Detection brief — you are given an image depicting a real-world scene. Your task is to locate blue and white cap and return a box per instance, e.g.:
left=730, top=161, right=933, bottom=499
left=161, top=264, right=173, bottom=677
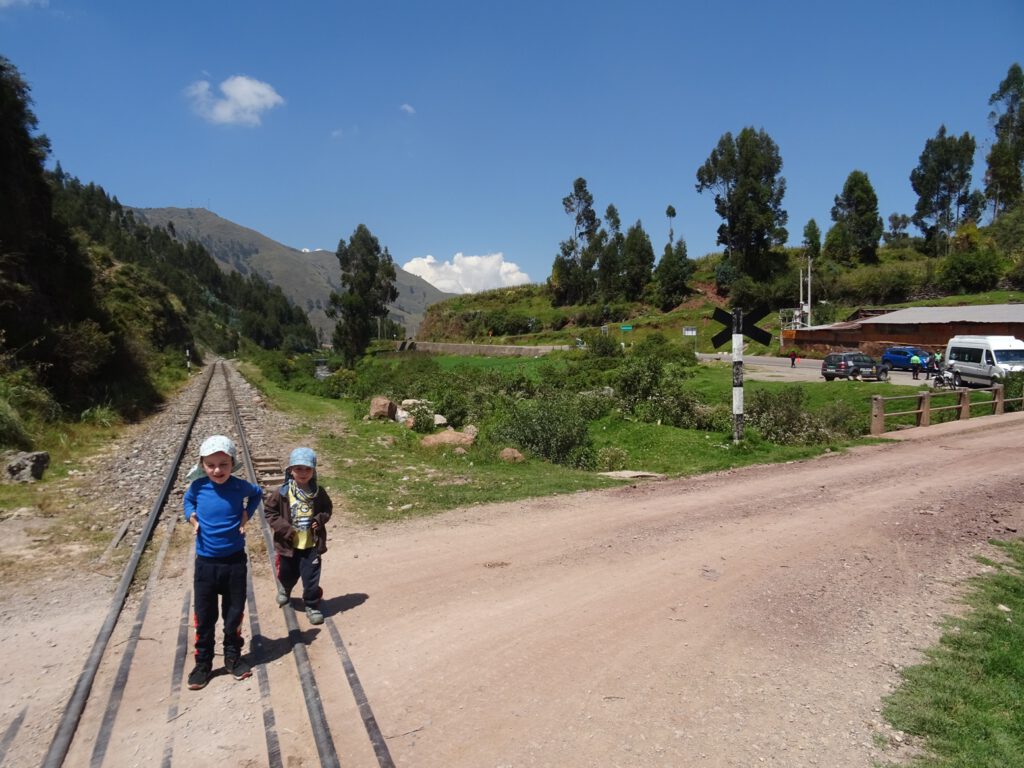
left=287, top=447, right=317, bottom=470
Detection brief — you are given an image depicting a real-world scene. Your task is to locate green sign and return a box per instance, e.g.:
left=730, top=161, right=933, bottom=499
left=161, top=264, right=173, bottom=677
left=620, top=325, right=633, bottom=331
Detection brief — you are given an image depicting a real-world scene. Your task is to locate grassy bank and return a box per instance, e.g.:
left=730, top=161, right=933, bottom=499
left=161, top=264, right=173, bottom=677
left=881, top=540, right=1024, bottom=767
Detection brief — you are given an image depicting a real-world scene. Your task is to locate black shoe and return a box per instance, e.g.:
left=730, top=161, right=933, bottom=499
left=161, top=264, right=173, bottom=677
left=187, top=662, right=212, bottom=690
left=225, top=656, right=252, bottom=680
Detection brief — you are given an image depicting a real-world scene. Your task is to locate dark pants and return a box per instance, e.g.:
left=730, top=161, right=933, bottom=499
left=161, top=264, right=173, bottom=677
left=276, top=548, right=323, bottom=606
left=911, top=364, right=920, bottom=379
left=193, top=551, right=247, bottom=665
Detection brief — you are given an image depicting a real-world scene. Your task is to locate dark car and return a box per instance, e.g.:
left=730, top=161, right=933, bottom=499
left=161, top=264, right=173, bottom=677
left=821, top=351, right=889, bottom=381
left=880, top=346, right=931, bottom=371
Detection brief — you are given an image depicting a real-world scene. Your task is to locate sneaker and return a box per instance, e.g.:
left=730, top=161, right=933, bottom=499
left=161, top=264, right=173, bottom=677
left=225, top=656, right=252, bottom=680
left=305, top=605, right=324, bottom=625
left=187, top=662, right=211, bottom=690
left=276, top=584, right=290, bottom=606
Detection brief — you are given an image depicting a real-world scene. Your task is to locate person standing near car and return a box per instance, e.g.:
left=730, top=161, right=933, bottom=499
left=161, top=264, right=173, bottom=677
left=910, top=352, right=921, bottom=380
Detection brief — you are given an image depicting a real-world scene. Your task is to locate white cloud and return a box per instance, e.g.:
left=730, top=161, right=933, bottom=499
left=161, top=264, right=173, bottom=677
left=185, top=75, right=284, bottom=126
left=401, top=252, right=531, bottom=294
left=0, top=0, right=48, bottom=7
left=399, top=103, right=416, bottom=115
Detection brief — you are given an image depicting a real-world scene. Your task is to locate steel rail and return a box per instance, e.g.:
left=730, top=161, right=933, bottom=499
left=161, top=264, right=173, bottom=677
left=223, top=364, right=341, bottom=768
left=41, top=363, right=217, bottom=768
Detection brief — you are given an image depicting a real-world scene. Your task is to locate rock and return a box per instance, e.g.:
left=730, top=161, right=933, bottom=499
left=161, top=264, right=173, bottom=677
left=369, top=396, right=397, bottom=420
left=5, top=451, right=50, bottom=483
left=433, top=414, right=448, bottom=427
left=421, top=430, right=476, bottom=448
left=499, top=447, right=525, bottom=463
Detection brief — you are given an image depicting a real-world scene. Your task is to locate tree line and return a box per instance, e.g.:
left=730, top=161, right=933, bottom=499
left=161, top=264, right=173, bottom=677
left=547, top=63, right=1024, bottom=311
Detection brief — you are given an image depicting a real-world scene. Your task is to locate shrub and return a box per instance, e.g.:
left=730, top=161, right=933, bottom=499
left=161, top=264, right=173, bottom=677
left=585, top=331, right=621, bottom=358
left=0, top=397, right=31, bottom=449
left=408, top=403, right=436, bottom=434
left=1003, top=372, right=1024, bottom=413
left=745, top=388, right=857, bottom=445
left=615, top=356, right=664, bottom=413
left=487, top=393, right=596, bottom=469
left=937, top=247, right=1002, bottom=293
left=80, top=405, right=118, bottom=427
left=596, top=446, right=628, bottom=472
left=433, top=388, right=469, bottom=429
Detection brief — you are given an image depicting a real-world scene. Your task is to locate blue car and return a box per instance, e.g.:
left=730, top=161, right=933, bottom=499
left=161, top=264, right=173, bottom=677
left=880, top=346, right=932, bottom=371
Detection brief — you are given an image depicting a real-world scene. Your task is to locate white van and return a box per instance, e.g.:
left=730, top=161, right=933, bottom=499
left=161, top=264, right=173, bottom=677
left=944, top=335, right=1024, bottom=387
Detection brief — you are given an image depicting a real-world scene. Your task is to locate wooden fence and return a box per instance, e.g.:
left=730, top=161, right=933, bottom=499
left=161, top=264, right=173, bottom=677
left=870, top=384, right=1024, bottom=435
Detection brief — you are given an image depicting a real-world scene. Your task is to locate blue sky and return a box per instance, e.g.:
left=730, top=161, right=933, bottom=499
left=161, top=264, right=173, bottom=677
left=2, top=1, right=1022, bottom=293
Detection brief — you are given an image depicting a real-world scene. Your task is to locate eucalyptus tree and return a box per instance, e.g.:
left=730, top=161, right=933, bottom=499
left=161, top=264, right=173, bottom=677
left=695, top=127, right=788, bottom=282
left=596, top=204, right=624, bottom=301
left=327, top=224, right=398, bottom=366
left=985, top=63, right=1024, bottom=217
left=910, top=125, right=977, bottom=254
left=550, top=177, right=600, bottom=305
left=666, top=205, right=676, bottom=247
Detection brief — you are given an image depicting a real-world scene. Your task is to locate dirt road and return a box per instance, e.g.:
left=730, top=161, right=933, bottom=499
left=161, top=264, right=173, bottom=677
left=3, top=403, right=1023, bottom=766
left=330, top=415, right=1024, bottom=767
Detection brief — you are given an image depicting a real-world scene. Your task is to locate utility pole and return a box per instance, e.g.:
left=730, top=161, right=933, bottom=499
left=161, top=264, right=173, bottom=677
left=806, top=254, right=813, bottom=327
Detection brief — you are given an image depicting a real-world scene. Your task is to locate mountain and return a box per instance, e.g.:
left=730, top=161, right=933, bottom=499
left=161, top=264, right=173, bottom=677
left=131, top=207, right=456, bottom=339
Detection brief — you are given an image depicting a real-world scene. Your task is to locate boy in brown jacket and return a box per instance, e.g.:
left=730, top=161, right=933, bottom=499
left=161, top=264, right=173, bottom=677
left=263, top=447, right=333, bottom=624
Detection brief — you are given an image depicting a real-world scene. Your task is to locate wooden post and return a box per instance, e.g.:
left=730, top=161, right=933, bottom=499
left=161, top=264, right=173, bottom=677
left=958, top=389, right=971, bottom=420
left=870, top=395, right=885, bottom=435
left=916, top=392, right=931, bottom=427
left=994, top=383, right=1005, bottom=415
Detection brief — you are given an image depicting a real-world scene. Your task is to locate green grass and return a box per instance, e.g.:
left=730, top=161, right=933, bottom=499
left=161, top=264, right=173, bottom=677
left=240, top=363, right=618, bottom=522
left=239, top=356, right=922, bottom=522
left=881, top=540, right=1024, bottom=767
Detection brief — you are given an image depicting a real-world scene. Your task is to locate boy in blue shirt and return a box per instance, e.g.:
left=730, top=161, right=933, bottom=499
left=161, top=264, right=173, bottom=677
left=183, top=435, right=262, bottom=690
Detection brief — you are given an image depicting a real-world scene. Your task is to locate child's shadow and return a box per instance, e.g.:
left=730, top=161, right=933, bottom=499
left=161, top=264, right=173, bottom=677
left=253, top=593, right=368, bottom=664
left=321, top=592, right=368, bottom=617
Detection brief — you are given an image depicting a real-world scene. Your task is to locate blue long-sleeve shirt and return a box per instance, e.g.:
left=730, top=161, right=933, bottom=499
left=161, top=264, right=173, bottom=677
left=183, top=476, right=262, bottom=558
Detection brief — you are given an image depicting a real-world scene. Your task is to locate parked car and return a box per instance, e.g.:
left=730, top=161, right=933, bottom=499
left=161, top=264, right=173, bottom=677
left=821, top=351, right=889, bottom=381
left=880, top=346, right=932, bottom=371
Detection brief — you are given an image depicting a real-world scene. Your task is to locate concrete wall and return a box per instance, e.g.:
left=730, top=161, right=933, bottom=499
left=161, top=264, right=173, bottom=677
left=396, top=341, right=572, bottom=357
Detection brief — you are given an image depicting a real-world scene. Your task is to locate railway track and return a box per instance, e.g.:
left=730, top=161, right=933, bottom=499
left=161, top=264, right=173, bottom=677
left=6, top=361, right=394, bottom=768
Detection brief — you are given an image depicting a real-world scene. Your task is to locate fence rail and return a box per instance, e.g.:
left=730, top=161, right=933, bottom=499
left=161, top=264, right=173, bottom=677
left=870, top=384, right=1024, bottom=435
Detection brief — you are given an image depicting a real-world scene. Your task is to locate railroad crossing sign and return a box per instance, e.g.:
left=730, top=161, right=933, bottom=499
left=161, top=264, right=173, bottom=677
left=710, top=306, right=772, bottom=348
left=708, top=306, right=773, bottom=443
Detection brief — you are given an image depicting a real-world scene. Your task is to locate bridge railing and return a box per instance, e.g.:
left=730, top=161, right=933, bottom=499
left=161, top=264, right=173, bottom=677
left=869, top=384, right=1024, bottom=435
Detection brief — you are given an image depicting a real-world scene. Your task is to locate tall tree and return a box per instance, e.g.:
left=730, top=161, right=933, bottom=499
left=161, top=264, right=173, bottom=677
left=596, top=204, right=624, bottom=301
left=665, top=205, right=676, bottom=247
left=985, top=63, right=1024, bottom=217
left=829, top=170, right=883, bottom=264
left=802, top=219, right=821, bottom=260
left=550, top=177, right=600, bottom=306
left=620, top=220, right=655, bottom=301
left=327, top=224, right=398, bottom=366
left=910, top=125, right=977, bottom=254
left=695, top=127, right=788, bottom=282
left=654, top=237, right=692, bottom=312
